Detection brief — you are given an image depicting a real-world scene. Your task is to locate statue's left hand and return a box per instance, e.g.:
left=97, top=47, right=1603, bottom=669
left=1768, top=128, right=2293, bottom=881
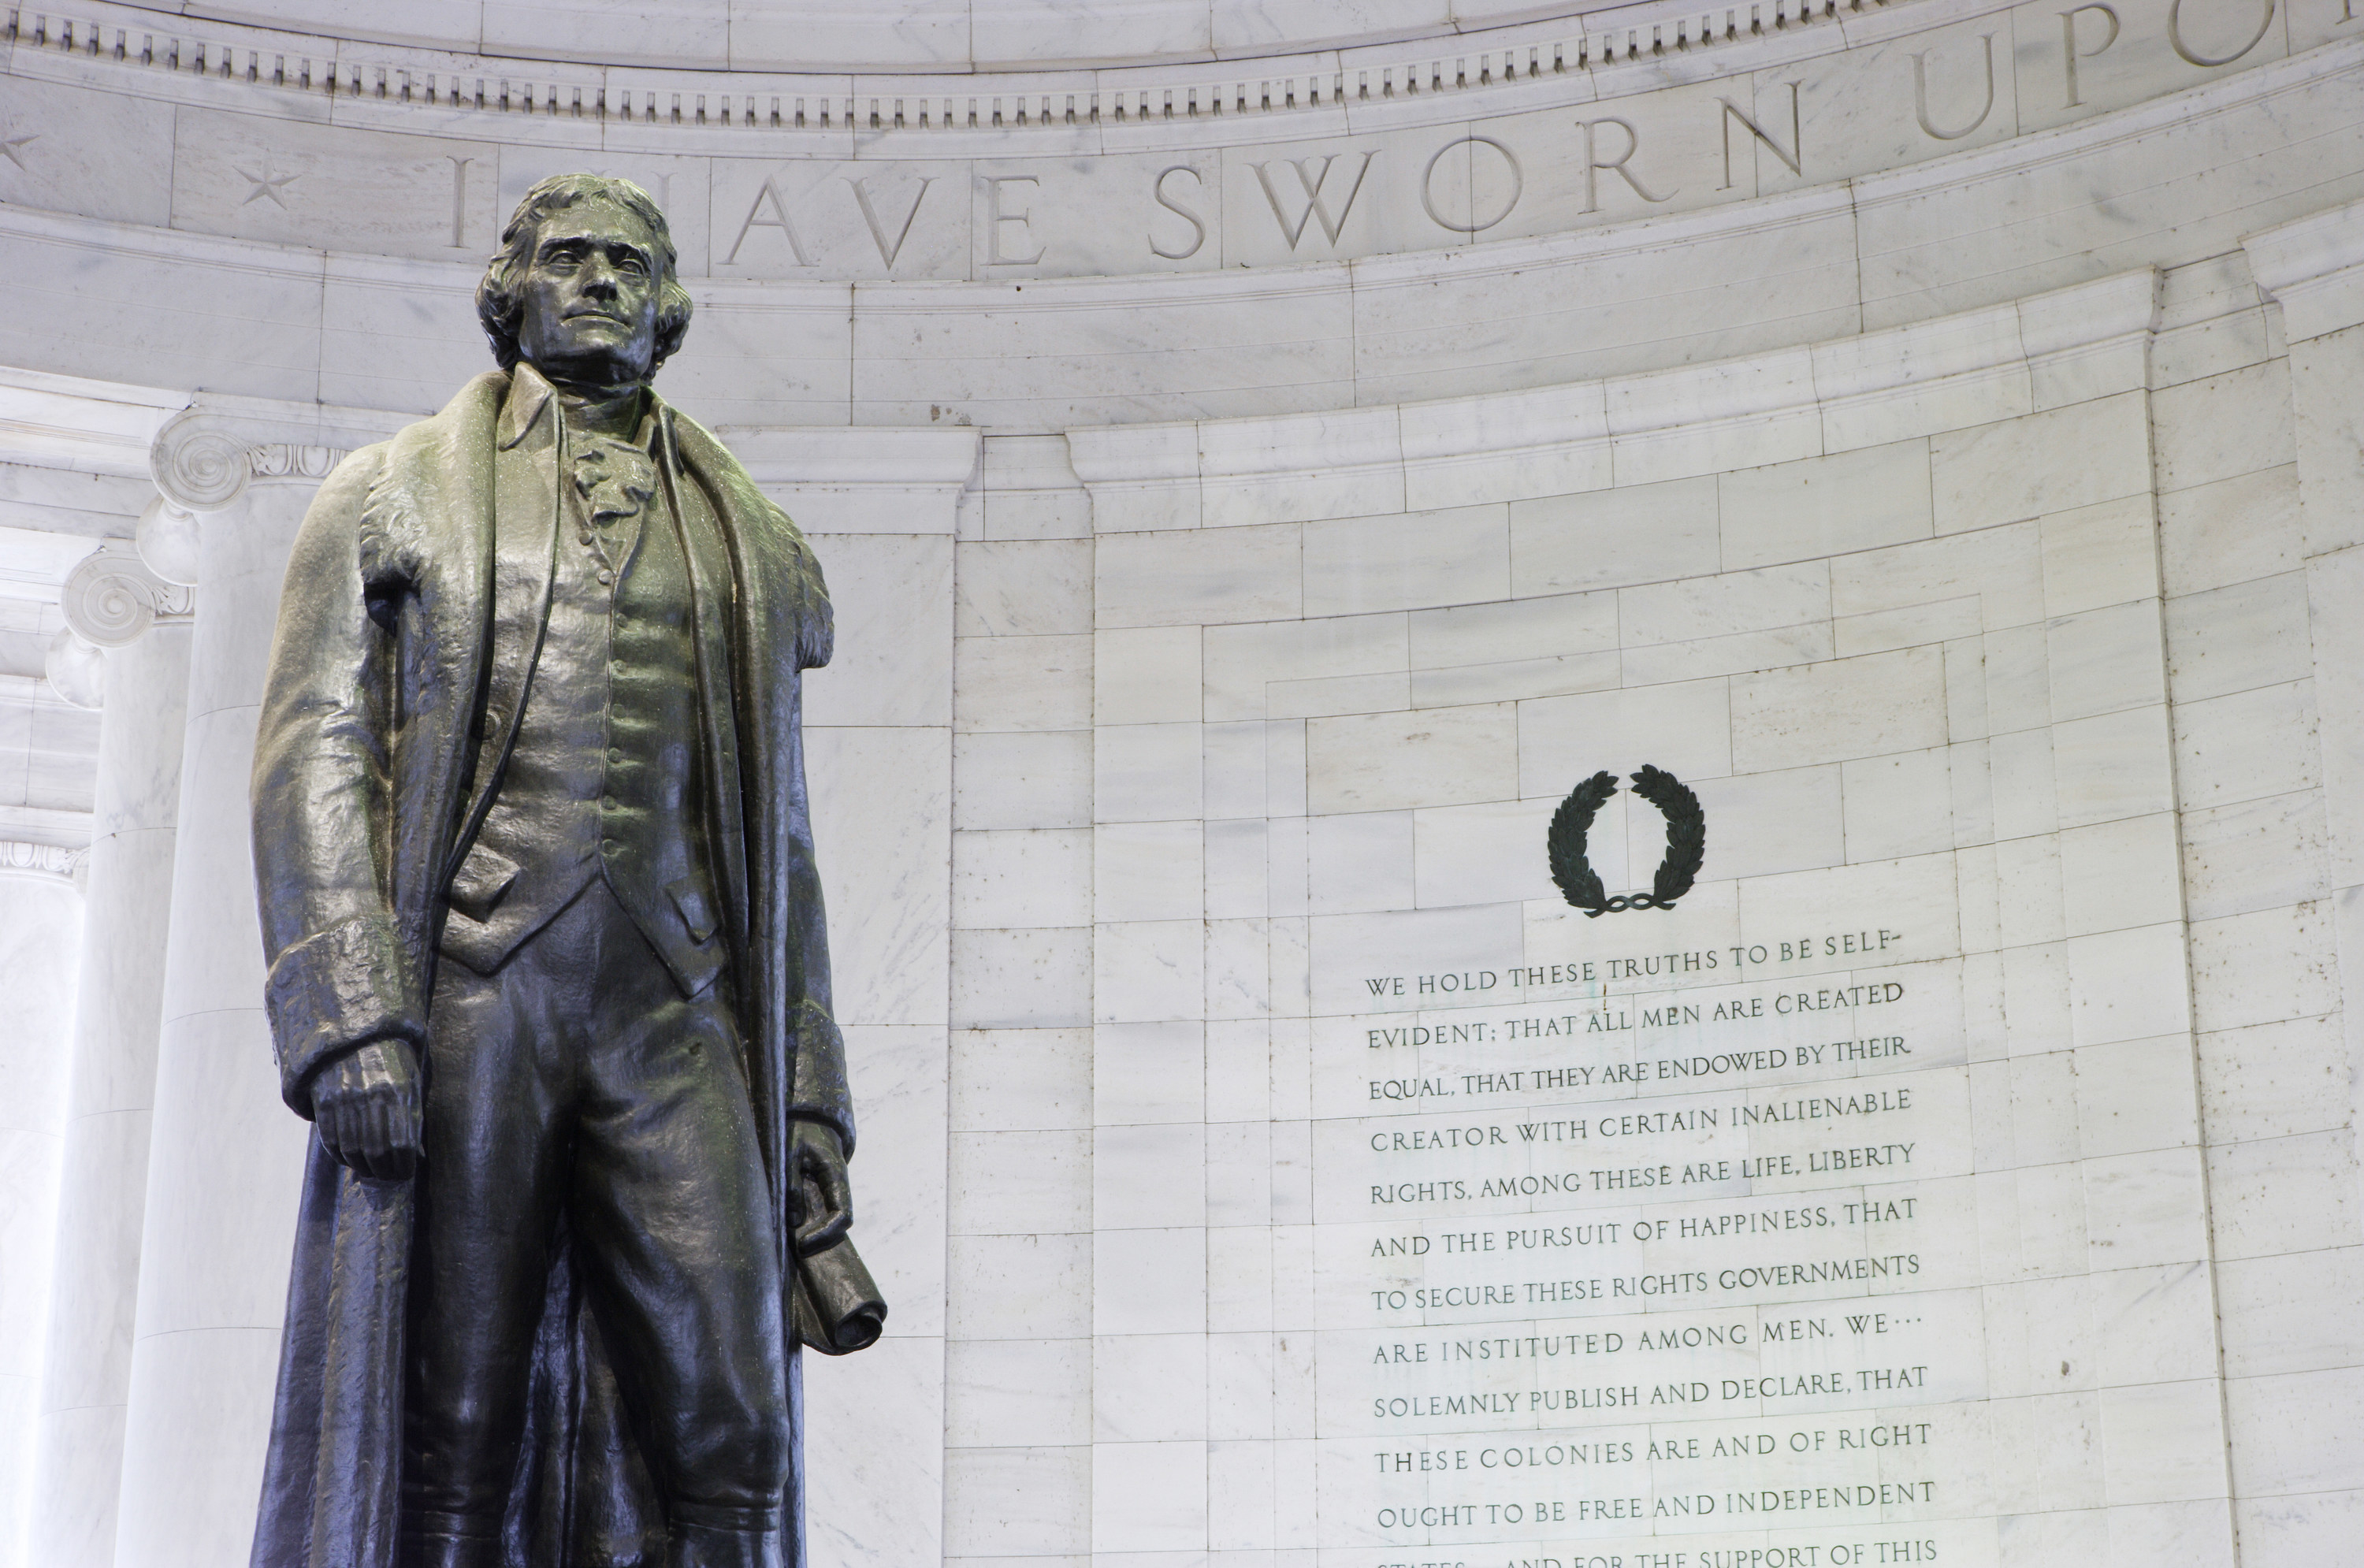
left=307, top=1036, right=424, bottom=1182
left=788, top=1120, right=853, bottom=1257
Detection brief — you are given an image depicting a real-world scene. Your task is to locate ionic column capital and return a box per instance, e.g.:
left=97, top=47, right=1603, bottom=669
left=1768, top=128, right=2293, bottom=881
left=61, top=541, right=193, bottom=650
left=147, top=403, right=388, bottom=514
left=0, top=839, right=84, bottom=886
left=46, top=540, right=197, bottom=707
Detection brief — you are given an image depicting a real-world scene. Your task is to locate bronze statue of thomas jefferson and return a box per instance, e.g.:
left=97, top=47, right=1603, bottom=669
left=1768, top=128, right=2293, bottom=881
left=248, top=173, right=879, bottom=1568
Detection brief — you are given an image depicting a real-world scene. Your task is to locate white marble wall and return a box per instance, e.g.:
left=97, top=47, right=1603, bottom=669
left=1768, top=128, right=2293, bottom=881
left=790, top=436, right=974, bottom=1568
left=1012, top=266, right=2358, bottom=1565
left=6, top=251, right=2355, bottom=1568
left=2217, top=197, right=2364, bottom=1561
left=6, top=0, right=2364, bottom=1562
left=942, top=434, right=1102, bottom=1568
left=9, top=0, right=2341, bottom=281
left=7, top=2, right=2364, bottom=430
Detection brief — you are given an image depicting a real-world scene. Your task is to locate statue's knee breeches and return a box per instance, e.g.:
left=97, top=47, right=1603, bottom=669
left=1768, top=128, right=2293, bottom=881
left=403, top=882, right=791, bottom=1536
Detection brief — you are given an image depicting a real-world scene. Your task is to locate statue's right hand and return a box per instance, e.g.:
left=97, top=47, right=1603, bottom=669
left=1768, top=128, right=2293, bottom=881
left=307, top=1038, right=424, bottom=1181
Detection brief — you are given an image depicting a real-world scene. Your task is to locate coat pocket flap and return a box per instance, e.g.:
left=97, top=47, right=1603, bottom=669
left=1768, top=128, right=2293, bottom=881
left=667, top=875, right=719, bottom=945
left=447, top=844, right=521, bottom=923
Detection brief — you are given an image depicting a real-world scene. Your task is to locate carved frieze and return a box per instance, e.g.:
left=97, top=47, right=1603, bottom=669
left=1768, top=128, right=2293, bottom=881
left=3, top=0, right=2330, bottom=280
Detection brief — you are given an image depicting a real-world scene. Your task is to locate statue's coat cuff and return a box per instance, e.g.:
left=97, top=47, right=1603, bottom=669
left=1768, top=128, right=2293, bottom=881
left=264, top=914, right=426, bottom=1113
left=788, top=1001, right=856, bottom=1156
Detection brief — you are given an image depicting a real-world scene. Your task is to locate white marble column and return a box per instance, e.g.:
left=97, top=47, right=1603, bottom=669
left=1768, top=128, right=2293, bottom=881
left=110, top=425, right=336, bottom=1568
left=0, top=849, right=86, bottom=1568
left=25, top=531, right=194, bottom=1568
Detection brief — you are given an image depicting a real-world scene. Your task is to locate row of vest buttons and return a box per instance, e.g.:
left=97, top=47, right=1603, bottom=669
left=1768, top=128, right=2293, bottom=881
left=601, top=734, right=625, bottom=816
left=579, top=529, right=615, bottom=585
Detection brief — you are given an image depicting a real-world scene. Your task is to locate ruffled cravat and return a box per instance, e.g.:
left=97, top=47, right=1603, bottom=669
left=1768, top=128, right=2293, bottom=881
left=573, top=439, right=656, bottom=530
left=571, top=438, right=656, bottom=576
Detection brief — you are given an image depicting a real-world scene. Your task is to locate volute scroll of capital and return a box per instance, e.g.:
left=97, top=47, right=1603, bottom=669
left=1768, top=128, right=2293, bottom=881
left=61, top=541, right=193, bottom=649
left=151, top=407, right=359, bottom=514
left=151, top=411, right=255, bottom=512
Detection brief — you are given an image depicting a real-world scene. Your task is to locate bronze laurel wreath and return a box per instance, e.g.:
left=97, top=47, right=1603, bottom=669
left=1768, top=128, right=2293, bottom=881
left=1547, top=764, right=1705, bottom=916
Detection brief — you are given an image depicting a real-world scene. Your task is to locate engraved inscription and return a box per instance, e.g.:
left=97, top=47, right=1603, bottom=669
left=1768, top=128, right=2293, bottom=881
left=1321, top=917, right=1973, bottom=1559
left=2060, top=3, right=2122, bottom=106
left=984, top=174, right=1044, bottom=266
left=1252, top=151, right=1380, bottom=250
left=1910, top=34, right=1998, bottom=141
left=1578, top=118, right=1674, bottom=213
left=1719, top=86, right=1801, bottom=191
left=847, top=172, right=937, bottom=267
left=1420, top=136, right=1522, bottom=234
left=2168, top=0, right=2277, bottom=65
left=725, top=176, right=812, bottom=266
left=1150, top=165, right=1208, bottom=260
left=64, top=0, right=2324, bottom=283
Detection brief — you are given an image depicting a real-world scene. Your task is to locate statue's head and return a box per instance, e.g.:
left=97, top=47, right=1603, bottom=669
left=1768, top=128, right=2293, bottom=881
left=476, top=174, right=693, bottom=388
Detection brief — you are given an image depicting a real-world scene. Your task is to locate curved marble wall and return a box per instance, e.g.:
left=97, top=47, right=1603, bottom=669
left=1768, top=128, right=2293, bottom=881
left=27, top=0, right=2298, bottom=286
left=4, top=1, right=2364, bottom=1566
left=3, top=0, right=2357, bottom=427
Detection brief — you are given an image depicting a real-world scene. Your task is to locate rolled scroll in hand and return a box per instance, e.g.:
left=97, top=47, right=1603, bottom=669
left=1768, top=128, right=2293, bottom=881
left=790, top=1234, right=887, bottom=1354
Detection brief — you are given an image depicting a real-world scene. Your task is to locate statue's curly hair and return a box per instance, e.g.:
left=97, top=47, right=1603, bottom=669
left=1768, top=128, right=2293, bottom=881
left=475, top=174, right=693, bottom=376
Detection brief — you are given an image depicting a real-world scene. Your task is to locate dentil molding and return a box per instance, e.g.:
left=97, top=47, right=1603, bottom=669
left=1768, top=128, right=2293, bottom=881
left=10, top=0, right=1909, bottom=137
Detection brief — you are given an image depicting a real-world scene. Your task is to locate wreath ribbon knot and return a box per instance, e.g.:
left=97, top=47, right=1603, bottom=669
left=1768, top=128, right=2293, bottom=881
left=1547, top=764, right=1705, bottom=916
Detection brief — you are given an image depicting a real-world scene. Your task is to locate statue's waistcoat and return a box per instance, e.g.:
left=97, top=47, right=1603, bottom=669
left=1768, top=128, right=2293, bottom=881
left=438, top=412, right=724, bottom=998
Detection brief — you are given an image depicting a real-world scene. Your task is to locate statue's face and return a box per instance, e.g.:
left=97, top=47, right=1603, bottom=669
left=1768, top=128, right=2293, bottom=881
left=513, top=199, right=663, bottom=388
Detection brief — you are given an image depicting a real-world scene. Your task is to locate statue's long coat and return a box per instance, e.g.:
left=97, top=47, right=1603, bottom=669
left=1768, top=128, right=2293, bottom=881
left=247, top=370, right=851, bottom=1568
